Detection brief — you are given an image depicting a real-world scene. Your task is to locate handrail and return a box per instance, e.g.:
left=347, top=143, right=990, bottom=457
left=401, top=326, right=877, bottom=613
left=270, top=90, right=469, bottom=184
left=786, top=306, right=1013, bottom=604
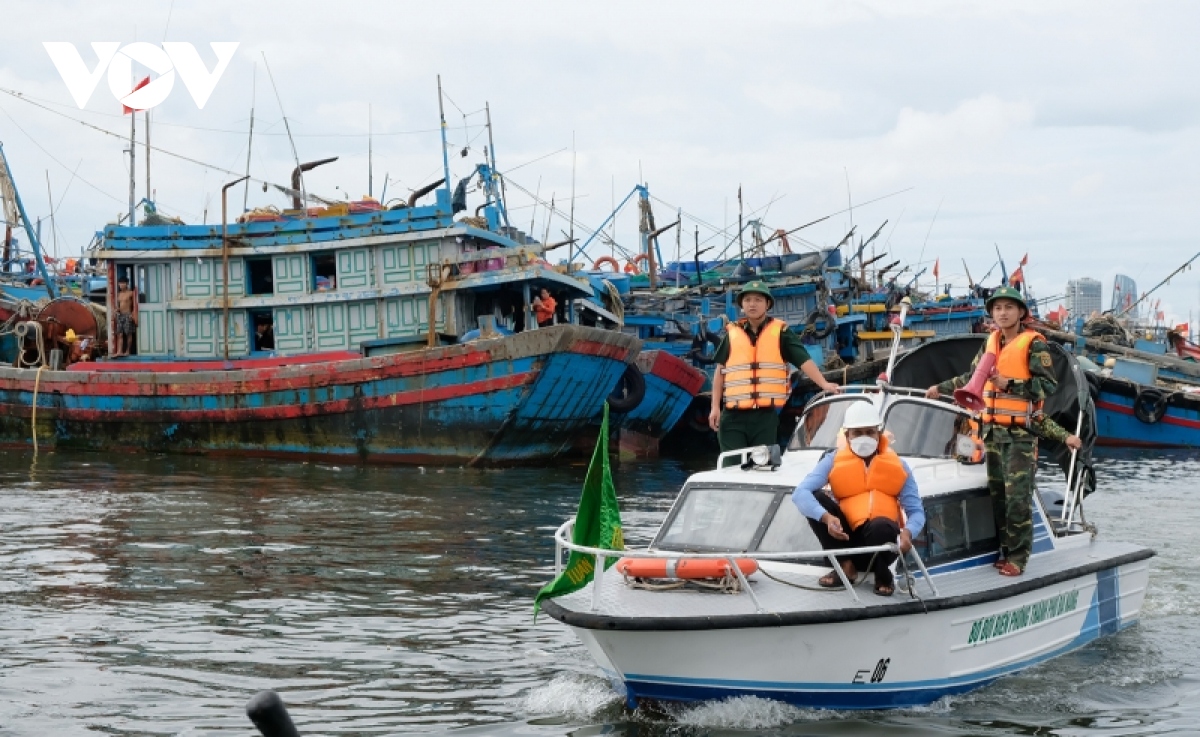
left=553, top=519, right=939, bottom=609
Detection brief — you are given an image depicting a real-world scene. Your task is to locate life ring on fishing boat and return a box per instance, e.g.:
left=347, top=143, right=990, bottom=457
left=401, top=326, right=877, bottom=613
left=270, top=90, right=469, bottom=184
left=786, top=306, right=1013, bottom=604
left=623, top=254, right=650, bottom=275
left=615, top=557, right=759, bottom=580
left=607, top=364, right=647, bottom=413
left=804, top=308, right=835, bottom=339
left=1133, top=387, right=1173, bottom=424
left=592, top=256, right=620, bottom=273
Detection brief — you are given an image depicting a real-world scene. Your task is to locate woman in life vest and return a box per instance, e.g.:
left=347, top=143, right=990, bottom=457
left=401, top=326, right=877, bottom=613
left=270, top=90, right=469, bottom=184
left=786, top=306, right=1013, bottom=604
left=791, top=402, right=926, bottom=597
left=925, top=286, right=1082, bottom=577
left=708, top=281, right=841, bottom=452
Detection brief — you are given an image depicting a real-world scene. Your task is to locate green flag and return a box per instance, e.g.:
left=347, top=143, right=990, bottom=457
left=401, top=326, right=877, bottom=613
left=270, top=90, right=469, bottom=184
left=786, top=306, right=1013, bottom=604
left=535, top=402, right=624, bottom=615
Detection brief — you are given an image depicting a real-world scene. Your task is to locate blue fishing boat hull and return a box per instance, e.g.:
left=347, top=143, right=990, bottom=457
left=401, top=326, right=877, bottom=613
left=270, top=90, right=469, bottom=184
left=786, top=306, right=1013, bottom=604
left=1092, top=375, right=1200, bottom=448
left=614, top=350, right=706, bottom=438
left=0, top=325, right=640, bottom=464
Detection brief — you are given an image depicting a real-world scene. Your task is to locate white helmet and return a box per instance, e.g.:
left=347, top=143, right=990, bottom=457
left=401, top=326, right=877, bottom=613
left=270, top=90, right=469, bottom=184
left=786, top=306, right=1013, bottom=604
left=842, top=402, right=882, bottom=430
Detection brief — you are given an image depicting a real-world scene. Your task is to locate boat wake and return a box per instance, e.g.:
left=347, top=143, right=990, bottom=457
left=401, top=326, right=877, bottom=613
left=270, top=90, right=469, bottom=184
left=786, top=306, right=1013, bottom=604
left=665, top=695, right=835, bottom=729
left=521, top=673, right=623, bottom=721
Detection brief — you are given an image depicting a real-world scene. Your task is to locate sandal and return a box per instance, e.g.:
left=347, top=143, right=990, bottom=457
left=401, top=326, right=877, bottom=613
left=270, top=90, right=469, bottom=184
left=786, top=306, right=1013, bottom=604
left=997, top=562, right=1024, bottom=577
left=873, top=570, right=895, bottom=597
left=818, top=570, right=843, bottom=588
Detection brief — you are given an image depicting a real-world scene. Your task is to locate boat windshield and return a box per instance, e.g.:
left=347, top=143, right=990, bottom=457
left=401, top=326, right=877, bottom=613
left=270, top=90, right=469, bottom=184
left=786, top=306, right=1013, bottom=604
left=787, top=397, right=871, bottom=450
left=789, top=396, right=975, bottom=460
left=653, top=483, right=822, bottom=554
left=883, top=400, right=975, bottom=459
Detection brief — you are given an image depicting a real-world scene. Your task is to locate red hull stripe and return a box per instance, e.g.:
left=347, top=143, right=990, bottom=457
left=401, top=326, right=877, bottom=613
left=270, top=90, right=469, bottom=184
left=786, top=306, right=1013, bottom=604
left=66, top=351, right=363, bottom=373
left=5, top=371, right=536, bottom=423
left=1095, top=398, right=1200, bottom=430
left=2, top=349, right=497, bottom=398
left=572, top=340, right=630, bottom=361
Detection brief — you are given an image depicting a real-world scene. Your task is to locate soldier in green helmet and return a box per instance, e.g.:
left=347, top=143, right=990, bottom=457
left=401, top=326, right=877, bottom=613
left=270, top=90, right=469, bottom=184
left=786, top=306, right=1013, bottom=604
left=925, top=285, right=1082, bottom=577
left=709, top=281, right=841, bottom=453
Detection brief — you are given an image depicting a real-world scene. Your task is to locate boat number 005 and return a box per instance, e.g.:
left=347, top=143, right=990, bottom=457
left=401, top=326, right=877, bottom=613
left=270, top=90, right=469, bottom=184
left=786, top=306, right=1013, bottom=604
left=852, top=658, right=890, bottom=684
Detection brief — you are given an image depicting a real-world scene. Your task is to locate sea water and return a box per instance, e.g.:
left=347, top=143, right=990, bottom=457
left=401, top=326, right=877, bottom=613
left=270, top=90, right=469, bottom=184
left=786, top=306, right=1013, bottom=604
left=0, top=448, right=1195, bottom=736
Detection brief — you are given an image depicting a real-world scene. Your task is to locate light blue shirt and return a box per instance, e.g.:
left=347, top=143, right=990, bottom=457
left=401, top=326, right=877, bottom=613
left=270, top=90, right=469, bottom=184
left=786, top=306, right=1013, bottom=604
left=791, top=451, right=926, bottom=537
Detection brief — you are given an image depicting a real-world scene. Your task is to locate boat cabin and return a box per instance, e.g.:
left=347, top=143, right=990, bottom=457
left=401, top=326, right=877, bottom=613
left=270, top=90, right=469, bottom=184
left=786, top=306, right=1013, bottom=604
left=94, top=189, right=600, bottom=360
left=650, top=391, right=1057, bottom=572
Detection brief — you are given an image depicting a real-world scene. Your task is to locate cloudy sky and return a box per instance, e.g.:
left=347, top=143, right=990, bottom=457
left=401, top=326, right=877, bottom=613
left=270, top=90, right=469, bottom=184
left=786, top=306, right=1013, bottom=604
left=3, top=1, right=1198, bottom=325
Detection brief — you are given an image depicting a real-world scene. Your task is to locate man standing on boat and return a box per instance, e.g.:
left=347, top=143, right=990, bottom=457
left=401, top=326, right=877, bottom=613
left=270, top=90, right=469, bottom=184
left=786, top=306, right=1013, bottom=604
left=709, top=282, right=841, bottom=452
left=113, top=276, right=138, bottom=358
left=792, top=402, right=925, bottom=597
left=924, top=286, right=1083, bottom=577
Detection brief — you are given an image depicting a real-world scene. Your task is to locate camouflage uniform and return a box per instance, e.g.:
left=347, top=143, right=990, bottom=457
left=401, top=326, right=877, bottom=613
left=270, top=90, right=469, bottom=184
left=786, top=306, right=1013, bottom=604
left=936, top=331, right=1070, bottom=570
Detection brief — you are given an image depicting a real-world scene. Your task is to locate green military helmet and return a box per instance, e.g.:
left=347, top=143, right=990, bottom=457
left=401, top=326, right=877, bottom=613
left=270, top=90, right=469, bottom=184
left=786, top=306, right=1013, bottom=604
left=737, top=281, right=774, bottom=309
left=986, top=285, right=1028, bottom=316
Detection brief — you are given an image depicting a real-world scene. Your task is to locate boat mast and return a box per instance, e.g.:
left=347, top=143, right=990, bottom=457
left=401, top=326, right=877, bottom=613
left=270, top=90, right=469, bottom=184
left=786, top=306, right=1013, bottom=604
left=368, top=103, right=373, bottom=199
left=145, top=109, right=151, bottom=207
left=128, top=103, right=136, bottom=224
left=484, top=101, right=510, bottom=228
left=0, top=143, right=56, bottom=297
left=243, top=63, right=256, bottom=211
left=437, top=76, right=451, bottom=204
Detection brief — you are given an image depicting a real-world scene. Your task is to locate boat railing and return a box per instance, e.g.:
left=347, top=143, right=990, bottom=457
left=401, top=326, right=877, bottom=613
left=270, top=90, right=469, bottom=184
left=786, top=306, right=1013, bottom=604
left=553, top=520, right=938, bottom=613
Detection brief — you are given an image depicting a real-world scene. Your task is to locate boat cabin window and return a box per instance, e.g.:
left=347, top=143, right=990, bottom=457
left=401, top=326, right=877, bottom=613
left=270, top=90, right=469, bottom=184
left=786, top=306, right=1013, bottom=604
left=653, top=484, right=820, bottom=554
left=882, top=400, right=974, bottom=459
left=788, top=398, right=870, bottom=451
left=913, top=488, right=998, bottom=566
left=312, top=253, right=336, bottom=292
left=246, top=258, right=274, bottom=295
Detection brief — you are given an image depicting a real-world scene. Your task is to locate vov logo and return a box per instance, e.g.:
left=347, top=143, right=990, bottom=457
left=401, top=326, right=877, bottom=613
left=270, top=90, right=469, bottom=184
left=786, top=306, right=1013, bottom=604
left=43, top=42, right=239, bottom=110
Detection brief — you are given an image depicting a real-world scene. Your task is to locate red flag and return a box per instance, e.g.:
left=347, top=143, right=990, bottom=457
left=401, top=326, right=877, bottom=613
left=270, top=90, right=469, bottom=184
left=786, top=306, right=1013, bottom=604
left=122, top=76, right=151, bottom=114
left=1009, top=266, right=1024, bottom=286
left=932, top=258, right=940, bottom=280
left=1156, top=311, right=1165, bottom=321
left=1175, top=323, right=1190, bottom=334
left=1019, top=253, right=1028, bottom=267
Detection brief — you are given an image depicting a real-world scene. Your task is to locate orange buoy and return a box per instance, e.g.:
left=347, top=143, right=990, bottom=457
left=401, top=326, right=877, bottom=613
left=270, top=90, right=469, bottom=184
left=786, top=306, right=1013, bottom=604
left=615, top=557, right=758, bottom=580
left=593, top=256, right=620, bottom=272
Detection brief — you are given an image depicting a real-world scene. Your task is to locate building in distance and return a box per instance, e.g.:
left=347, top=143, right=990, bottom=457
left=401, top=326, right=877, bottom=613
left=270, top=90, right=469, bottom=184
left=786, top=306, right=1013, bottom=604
left=1066, top=277, right=1102, bottom=319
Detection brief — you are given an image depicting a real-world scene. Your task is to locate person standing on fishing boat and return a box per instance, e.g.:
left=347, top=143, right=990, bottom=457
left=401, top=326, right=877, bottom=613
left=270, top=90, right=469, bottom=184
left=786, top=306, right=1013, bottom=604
left=924, top=286, right=1083, bottom=577
left=792, top=402, right=925, bottom=597
left=709, top=281, right=841, bottom=452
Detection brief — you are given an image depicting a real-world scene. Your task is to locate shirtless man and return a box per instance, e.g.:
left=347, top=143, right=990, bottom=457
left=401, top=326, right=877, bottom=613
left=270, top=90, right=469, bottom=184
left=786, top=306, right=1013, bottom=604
left=114, top=277, right=138, bottom=357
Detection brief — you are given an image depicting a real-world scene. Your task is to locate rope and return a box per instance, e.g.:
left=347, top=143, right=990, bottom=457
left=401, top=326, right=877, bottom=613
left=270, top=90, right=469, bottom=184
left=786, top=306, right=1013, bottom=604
left=31, top=364, right=46, bottom=455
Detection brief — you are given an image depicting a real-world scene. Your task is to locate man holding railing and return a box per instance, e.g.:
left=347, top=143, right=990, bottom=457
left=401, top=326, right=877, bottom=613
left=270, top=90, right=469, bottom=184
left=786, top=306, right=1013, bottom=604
left=791, top=402, right=926, bottom=597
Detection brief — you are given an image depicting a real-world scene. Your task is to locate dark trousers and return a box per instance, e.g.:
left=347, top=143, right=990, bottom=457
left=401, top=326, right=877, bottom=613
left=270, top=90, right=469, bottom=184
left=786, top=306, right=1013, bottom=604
left=805, top=492, right=901, bottom=575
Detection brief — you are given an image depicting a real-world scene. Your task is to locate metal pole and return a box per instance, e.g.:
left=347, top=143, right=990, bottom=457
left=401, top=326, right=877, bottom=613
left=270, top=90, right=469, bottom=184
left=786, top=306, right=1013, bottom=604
left=0, top=143, right=56, bottom=298
left=437, top=76, right=452, bottom=204
left=145, top=110, right=151, bottom=206
left=221, top=175, right=250, bottom=360
left=129, top=108, right=136, bottom=225
left=243, top=64, right=256, bottom=211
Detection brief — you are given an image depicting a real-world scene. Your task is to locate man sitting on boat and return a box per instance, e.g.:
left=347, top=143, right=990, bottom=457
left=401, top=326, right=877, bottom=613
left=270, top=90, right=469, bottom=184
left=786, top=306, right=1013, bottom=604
left=792, top=402, right=925, bottom=597
left=923, top=286, right=1082, bottom=577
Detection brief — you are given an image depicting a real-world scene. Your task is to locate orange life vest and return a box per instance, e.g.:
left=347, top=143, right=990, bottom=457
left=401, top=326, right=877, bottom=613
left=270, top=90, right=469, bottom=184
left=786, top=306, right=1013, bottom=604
left=722, top=318, right=790, bottom=410
left=980, top=329, right=1045, bottom=427
left=827, top=435, right=908, bottom=530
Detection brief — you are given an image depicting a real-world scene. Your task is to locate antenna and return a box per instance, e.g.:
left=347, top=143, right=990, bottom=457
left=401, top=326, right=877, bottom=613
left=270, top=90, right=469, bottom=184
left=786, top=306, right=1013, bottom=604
left=45, top=171, right=57, bottom=260
left=145, top=109, right=151, bottom=207
left=262, top=53, right=303, bottom=209
left=917, top=198, right=943, bottom=275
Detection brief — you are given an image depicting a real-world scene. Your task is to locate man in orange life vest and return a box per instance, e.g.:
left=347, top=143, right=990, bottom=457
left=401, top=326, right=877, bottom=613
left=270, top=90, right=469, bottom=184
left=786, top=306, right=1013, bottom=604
left=709, top=282, right=841, bottom=452
left=792, top=402, right=925, bottom=597
left=925, top=286, right=1082, bottom=577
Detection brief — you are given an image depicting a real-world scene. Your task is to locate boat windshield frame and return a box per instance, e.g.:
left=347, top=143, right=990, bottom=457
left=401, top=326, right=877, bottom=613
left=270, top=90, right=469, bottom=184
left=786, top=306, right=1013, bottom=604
left=650, top=481, right=801, bottom=554
left=789, top=387, right=976, bottom=462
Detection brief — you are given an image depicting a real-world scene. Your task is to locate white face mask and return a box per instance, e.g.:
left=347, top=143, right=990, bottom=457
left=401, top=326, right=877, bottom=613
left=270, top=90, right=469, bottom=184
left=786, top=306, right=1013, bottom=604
left=849, top=435, right=879, bottom=458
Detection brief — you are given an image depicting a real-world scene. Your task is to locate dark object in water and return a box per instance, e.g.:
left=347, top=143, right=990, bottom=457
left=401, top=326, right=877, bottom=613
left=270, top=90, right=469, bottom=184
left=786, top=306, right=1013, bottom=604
left=247, top=690, right=300, bottom=737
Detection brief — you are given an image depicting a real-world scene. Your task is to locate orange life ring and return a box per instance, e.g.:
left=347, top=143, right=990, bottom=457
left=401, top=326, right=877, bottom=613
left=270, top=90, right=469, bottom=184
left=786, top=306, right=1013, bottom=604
left=624, top=254, right=649, bottom=275
left=593, top=256, right=620, bottom=273
left=615, top=557, right=758, bottom=580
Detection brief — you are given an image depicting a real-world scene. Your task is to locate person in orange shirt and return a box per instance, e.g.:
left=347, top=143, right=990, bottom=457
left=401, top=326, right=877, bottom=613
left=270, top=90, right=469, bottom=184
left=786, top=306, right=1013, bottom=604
left=532, top=287, right=557, bottom=328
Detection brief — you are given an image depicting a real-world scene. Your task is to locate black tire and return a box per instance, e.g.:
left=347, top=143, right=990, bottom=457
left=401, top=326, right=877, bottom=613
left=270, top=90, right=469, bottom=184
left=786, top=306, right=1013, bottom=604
left=608, top=364, right=647, bottom=413
left=805, top=309, right=835, bottom=339
left=1132, top=387, right=1170, bottom=424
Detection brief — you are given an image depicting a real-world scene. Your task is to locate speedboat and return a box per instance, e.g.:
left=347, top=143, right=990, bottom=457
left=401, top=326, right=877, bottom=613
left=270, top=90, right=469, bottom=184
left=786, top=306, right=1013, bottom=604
left=540, top=384, right=1154, bottom=709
